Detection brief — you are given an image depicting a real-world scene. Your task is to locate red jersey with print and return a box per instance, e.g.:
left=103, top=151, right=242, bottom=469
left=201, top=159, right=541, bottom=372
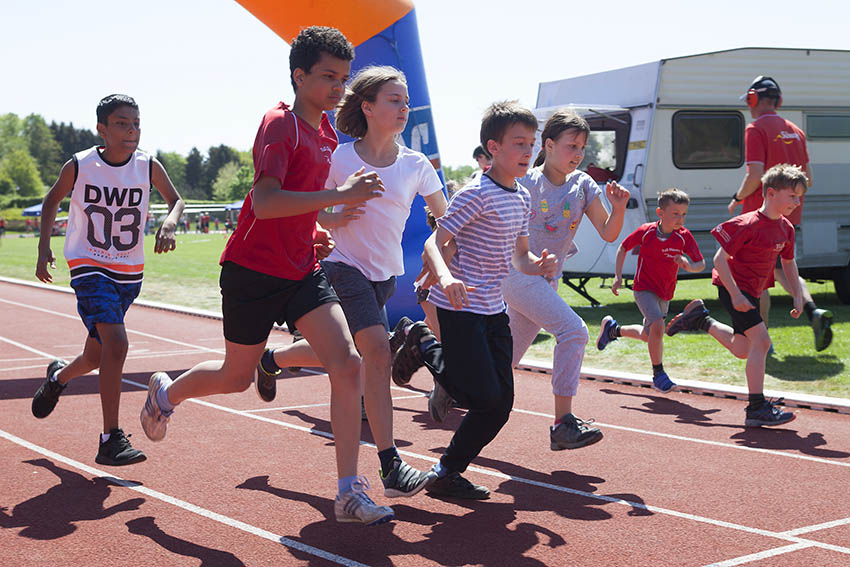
left=621, top=222, right=703, bottom=301
left=741, top=113, right=809, bottom=225
left=221, top=103, right=337, bottom=280
left=711, top=211, right=795, bottom=297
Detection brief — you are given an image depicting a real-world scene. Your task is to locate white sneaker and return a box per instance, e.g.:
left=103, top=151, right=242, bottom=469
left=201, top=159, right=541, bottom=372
left=140, top=372, right=173, bottom=442
left=334, top=477, right=394, bottom=525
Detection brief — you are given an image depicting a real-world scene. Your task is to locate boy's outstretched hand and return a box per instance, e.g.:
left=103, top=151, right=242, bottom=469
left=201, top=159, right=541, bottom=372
left=673, top=255, right=690, bottom=269
left=536, top=248, right=559, bottom=280
left=605, top=181, right=631, bottom=210
left=790, top=294, right=803, bottom=319
left=611, top=276, right=623, bottom=296
left=339, top=167, right=385, bottom=205
left=314, top=226, right=335, bottom=260
left=35, top=249, right=57, bottom=283
left=154, top=222, right=177, bottom=254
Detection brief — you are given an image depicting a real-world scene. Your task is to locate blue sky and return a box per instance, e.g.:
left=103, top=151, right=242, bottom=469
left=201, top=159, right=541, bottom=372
left=1, top=0, right=843, bottom=167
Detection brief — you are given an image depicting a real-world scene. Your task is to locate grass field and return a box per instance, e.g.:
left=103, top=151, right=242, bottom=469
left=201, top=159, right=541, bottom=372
left=1, top=231, right=847, bottom=397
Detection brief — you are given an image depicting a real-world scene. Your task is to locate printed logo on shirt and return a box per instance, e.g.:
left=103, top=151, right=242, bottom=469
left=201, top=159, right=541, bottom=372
left=540, top=199, right=549, bottom=213
left=773, top=131, right=801, bottom=145
left=320, top=145, right=333, bottom=164
left=715, top=226, right=731, bottom=243
left=562, top=201, right=570, bottom=219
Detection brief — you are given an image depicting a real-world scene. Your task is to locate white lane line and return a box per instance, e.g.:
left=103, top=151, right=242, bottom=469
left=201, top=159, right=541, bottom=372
left=782, top=516, right=850, bottom=536
left=243, top=393, right=427, bottom=414
left=0, top=428, right=367, bottom=567
left=703, top=542, right=813, bottom=567
left=0, top=335, right=56, bottom=359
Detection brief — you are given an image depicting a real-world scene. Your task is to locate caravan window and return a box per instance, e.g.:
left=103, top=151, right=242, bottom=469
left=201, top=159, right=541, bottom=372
left=807, top=114, right=850, bottom=139
left=672, top=111, right=744, bottom=169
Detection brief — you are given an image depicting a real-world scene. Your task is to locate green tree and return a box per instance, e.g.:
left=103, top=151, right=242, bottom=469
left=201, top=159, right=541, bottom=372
left=49, top=121, right=100, bottom=157
left=155, top=151, right=187, bottom=193
left=23, top=114, right=63, bottom=183
left=184, top=147, right=204, bottom=198
left=212, top=161, right=253, bottom=202
left=0, top=113, right=26, bottom=157
left=203, top=144, right=240, bottom=197
left=443, top=164, right=475, bottom=183
left=0, top=149, right=44, bottom=196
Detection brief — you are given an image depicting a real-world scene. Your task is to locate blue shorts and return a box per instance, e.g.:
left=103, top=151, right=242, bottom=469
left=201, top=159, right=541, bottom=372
left=71, top=275, right=141, bottom=342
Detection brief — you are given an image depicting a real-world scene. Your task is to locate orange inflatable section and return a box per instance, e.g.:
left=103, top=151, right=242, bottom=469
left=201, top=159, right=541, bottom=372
left=235, top=0, right=414, bottom=46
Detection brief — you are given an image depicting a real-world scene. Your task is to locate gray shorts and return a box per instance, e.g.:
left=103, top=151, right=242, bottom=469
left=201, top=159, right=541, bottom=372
left=634, top=290, right=669, bottom=329
left=320, top=260, right=396, bottom=336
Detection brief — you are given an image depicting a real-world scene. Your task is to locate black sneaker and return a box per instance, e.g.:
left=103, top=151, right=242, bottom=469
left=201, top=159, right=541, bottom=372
left=428, top=380, right=453, bottom=423
left=95, top=428, right=146, bottom=466
left=550, top=414, right=604, bottom=450
left=666, top=299, right=709, bottom=336
left=288, top=330, right=304, bottom=372
left=745, top=398, right=796, bottom=427
left=812, top=309, right=833, bottom=352
left=255, top=348, right=279, bottom=402
left=426, top=470, right=490, bottom=500
left=32, top=359, right=68, bottom=419
left=380, top=459, right=437, bottom=498
left=391, top=322, right=435, bottom=386
left=388, top=316, right=414, bottom=355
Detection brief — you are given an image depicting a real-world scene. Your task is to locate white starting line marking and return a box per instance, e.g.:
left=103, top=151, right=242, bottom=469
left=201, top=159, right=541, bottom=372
left=0, top=429, right=367, bottom=567
left=781, top=515, right=850, bottom=536
left=703, top=542, right=814, bottom=567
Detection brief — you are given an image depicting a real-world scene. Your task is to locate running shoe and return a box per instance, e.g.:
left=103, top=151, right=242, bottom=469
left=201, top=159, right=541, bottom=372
left=255, top=347, right=279, bottom=403
left=812, top=308, right=833, bottom=352
left=388, top=316, right=414, bottom=355
left=95, top=428, right=146, bottom=466
left=426, top=470, right=490, bottom=500
left=550, top=414, right=604, bottom=450
left=334, top=477, right=395, bottom=525
left=665, top=299, right=709, bottom=336
left=140, top=372, right=173, bottom=442
left=596, top=316, right=618, bottom=351
left=652, top=371, right=677, bottom=393
left=744, top=398, right=796, bottom=427
left=391, top=322, right=434, bottom=386
left=32, top=359, right=68, bottom=418
left=428, top=380, right=453, bottom=423
left=380, top=459, right=437, bottom=498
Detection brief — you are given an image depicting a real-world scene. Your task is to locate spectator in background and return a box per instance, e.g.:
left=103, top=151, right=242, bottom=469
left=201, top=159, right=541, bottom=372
left=470, top=145, right=491, bottom=180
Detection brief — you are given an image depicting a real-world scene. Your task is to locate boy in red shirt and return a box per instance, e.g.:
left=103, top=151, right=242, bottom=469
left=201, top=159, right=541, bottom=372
left=597, top=189, right=704, bottom=392
left=140, top=27, right=396, bottom=525
left=667, top=164, right=806, bottom=427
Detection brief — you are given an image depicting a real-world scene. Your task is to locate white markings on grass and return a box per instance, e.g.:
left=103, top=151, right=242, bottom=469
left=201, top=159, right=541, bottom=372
left=0, top=428, right=367, bottom=567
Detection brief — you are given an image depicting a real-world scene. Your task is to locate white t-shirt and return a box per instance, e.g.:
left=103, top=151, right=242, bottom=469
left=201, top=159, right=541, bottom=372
left=323, top=142, right=443, bottom=281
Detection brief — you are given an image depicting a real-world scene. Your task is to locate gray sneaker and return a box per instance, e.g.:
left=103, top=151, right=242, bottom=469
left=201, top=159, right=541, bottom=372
left=428, top=380, right=453, bottom=423
left=334, top=477, right=394, bottom=525
left=140, top=372, right=173, bottom=442
left=550, top=414, right=604, bottom=450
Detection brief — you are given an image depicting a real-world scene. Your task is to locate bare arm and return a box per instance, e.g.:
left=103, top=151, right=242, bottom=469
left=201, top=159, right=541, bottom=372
left=423, top=227, right=472, bottom=309
left=36, top=160, right=75, bottom=282
left=151, top=159, right=185, bottom=254
left=674, top=255, right=706, bottom=273
left=780, top=257, right=803, bottom=318
left=423, top=190, right=448, bottom=219
left=511, top=235, right=558, bottom=278
left=585, top=181, right=630, bottom=242
left=612, top=244, right=628, bottom=296
left=713, top=248, right=753, bottom=312
left=729, top=162, right=765, bottom=215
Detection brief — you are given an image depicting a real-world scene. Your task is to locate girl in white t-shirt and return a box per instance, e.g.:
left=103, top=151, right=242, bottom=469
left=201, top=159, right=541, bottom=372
left=257, top=65, right=448, bottom=499
left=501, top=109, right=631, bottom=451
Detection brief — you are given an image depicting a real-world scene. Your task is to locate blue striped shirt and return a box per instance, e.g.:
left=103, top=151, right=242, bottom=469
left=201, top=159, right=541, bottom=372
left=429, top=174, right=531, bottom=315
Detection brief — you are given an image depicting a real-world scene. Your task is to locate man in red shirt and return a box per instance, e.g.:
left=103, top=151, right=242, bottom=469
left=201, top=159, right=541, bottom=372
left=728, top=76, right=832, bottom=352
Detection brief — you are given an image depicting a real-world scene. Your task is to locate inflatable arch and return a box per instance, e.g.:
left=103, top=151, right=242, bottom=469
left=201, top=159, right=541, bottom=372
left=236, top=0, right=445, bottom=326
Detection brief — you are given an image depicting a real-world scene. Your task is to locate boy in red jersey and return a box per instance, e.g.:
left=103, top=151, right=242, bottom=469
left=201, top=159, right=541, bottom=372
left=667, top=164, right=806, bottom=427
left=140, top=27, right=395, bottom=525
left=597, top=189, right=704, bottom=392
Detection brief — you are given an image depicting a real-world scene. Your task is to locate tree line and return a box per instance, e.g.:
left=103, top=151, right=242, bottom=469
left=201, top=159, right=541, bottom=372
left=0, top=112, right=254, bottom=205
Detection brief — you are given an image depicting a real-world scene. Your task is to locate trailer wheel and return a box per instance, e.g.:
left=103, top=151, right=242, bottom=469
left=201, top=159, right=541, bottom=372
left=835, top=264, right=850, bottom=304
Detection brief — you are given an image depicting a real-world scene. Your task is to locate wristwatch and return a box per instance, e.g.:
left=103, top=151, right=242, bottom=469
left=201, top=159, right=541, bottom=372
left=732, top=192, right=742, bottom=202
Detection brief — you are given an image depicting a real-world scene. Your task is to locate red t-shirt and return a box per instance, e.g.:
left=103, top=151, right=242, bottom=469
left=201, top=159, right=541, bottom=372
left=741, top=113, right=809, bottom=225
left=221, top=103, right=337, bottom=280
left=621, top=222, right=703, bottom=301
left=711, top=211, right=795, bottom=297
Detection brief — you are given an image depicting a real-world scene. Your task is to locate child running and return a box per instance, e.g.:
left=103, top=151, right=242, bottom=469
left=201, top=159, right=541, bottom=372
left=139, top=27, right=396, bottom=525
left=392, top=101, right=559, bottom=499
left=33, top=94, right=184, bottom=466
left=666, top=163, right=805, bottom=427
left=254, top=65, right=447, bottom=498
left=597, top=188, right=705, bottom=392
left=500, top=109, right=630, bottom=451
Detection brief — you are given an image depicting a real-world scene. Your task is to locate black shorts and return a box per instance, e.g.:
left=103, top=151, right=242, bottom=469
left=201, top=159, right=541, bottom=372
left=717, top=285, right=763, bottom=335
left=220, top=261, right=339, bottom=345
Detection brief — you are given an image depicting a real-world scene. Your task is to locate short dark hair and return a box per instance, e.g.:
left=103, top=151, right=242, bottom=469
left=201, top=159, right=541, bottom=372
left=96, top=94, right=138, bottom=125
left=472, top=145, right=487, bottom=159
left=480, top=101, right=537, bottom=157
left=657, top=188, right=690, bottom=208
left=289, top=26, right=354, bottom=91
left=762, top=163, right=809, bottom=195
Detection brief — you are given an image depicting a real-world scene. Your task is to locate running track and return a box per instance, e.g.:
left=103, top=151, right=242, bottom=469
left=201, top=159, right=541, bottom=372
left=2, top=279, right=850, bottom=567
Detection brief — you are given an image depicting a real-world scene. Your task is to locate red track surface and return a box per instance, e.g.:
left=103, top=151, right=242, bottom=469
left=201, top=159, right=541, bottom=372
left=2, top=279, right=850, bottom=566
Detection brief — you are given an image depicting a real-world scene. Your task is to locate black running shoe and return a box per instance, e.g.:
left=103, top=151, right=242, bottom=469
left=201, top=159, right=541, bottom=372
left=426, top=470, right=490, bottom=500
left=812, top=309, right=833, bottom=352
left=95, top=428, right=146, bottom=466
left=666, top=299, right=709, bottom=336
left=32, top=359, right=68, bottom=419
left=745, top=398, right=796, bottom=427
left=380, top=459, right=438, bottom=498
left=391, top=322, right=434, bottom=386
left=288, top=330, right=304, bottom=372
left=388, top=316, right=414, bottom=355
left=255, top=348, right=279, bottom=403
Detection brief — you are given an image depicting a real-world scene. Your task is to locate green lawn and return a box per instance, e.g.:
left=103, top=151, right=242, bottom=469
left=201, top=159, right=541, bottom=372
left=2, top=231, right=847, bottom=397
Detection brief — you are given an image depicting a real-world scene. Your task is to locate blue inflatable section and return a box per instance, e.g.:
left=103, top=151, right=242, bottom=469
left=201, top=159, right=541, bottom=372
left=332, top=8, right=445, bottom=327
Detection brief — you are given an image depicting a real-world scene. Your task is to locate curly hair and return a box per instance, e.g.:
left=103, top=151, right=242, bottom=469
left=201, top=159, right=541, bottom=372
left=289, top=26, right=354, bottom=91
left=335, top=65, right=407, bottom=139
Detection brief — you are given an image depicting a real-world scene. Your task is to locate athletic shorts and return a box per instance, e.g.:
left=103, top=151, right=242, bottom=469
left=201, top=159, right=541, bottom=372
left=321, top=260, right=396, bottom=336
left=634, top=290, right=669, bottom=329
left=220, top=261, right=339, bottom=345
left=71, top=275, right=141, bottom=342
left=717, top=285, right=763, bottom=335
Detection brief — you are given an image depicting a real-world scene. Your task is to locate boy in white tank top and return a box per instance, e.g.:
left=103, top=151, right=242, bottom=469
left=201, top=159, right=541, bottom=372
left=34, top=94, right=184, bottom=466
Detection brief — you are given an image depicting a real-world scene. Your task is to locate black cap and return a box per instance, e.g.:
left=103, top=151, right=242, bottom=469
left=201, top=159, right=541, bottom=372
left=739, top=75, right=781, bottom=100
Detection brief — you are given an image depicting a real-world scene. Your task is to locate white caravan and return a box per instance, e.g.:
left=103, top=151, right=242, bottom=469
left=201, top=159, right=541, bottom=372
left=535, top=48, right=850, bottom=304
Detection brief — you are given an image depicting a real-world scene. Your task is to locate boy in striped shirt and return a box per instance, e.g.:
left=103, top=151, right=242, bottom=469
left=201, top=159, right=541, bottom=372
left=391, top=101, right=558, bottom=499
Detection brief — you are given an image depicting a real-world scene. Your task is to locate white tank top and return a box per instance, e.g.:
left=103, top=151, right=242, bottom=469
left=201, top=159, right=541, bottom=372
left=64, top=146, right=151, bottom=284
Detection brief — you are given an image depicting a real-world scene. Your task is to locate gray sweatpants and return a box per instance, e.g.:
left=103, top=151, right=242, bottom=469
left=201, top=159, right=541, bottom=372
left=502, top=271, right=588, bottom=397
